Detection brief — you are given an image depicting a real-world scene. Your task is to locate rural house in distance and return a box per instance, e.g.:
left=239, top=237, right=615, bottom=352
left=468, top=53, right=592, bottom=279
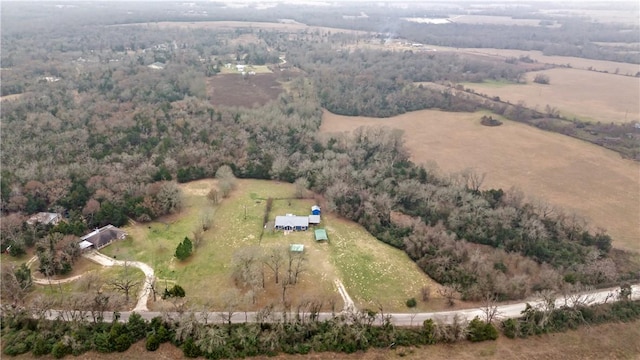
left=78, top=225, right=127, bottom=251
left=26, top=212, right=63, bottom=226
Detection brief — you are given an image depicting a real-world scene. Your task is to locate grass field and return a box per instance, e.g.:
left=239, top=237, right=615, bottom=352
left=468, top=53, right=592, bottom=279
left=102, top=179, right=438, bottom=311
left=320, top=109, right=640, bottom=252
left=324, top=217, right=442, bottom=312
left=463, top=68, right=640, bottom=124
left=454, top=48, right=640, bottom=75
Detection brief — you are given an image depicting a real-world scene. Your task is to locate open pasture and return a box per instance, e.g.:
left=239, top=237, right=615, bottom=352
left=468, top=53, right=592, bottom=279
left=321, top=109, right=640, bottom=252
left=105, top=179, right=439, bottom=311
left=463, top=68, right=640, bottom=124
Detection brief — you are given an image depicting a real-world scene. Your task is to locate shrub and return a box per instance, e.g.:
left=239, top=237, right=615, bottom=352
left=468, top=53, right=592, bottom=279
left=533, top=73, right=550, bottom=84
left=127, top=312, right=148, bottom=340
left=32, top=336, right=53, bottom=356
left=422, top=319, right=437, bottom=344
left=146, top=334, right=160, bottom=351
left=114, top=333, right=133, bottom=352
left=51, top=341, right=71, bottom=359
left=93, top=332, right=113, bottom=353
left=175, top=237, right=193, bottom=261
left=406, top=298, right=417, bottom=308
left=467, top=317, right=499, bottom=342
left=501, top=318, right=519, bottom=339
left=182, top=337, right=201, bottom=358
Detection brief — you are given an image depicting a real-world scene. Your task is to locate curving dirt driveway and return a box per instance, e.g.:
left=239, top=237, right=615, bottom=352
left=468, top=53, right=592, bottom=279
left=82, top=251, right=155, bottom=312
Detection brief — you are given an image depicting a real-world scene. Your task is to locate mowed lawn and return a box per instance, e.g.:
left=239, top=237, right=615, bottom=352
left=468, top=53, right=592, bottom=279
left=324, top=216, right=442, bottom=312
left=104, top=179, right=438, bottom=311
left=463, top=68, right=640, bottom=124
left=321, top=110, right=640, bottom=252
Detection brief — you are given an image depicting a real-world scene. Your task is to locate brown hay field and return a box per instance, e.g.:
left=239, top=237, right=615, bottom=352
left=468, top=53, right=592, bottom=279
left=121, top=21, right=366, bottom=35
left=207, top=73, right=285, bottom=108
left=452, top=47, right=640, bottom=75
left=462, top=68, right=640, bottom=124
left=28, top=320, right=640, bottom=360
left=320, top=109, right=640, bottom=252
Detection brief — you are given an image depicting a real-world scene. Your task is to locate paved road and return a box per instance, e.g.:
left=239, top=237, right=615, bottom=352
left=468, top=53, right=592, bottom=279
left=39, top=284, right=639, bottom=326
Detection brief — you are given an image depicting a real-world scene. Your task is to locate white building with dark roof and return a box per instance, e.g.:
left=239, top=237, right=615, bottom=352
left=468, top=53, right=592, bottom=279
left=275, top=214, right=309, bottom=231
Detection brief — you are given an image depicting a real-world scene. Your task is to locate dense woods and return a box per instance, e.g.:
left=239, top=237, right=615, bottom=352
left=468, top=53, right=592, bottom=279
left=1, top=0, right=638, bottom=311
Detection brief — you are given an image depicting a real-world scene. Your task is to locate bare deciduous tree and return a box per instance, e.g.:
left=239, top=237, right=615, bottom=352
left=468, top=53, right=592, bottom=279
left=438, top=285, right=459, bottom=307
left=263, top=245, right=286, bottom=284
left=480, top=292, right=500, bottom=323
left=110, top=261, right=141, bottom=305
left=294, top=177, right=309, bottom=199
left=215, top=165, right=236, bottom=198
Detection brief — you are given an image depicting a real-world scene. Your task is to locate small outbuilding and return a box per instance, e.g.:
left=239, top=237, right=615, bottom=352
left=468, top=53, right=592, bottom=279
left=308, top=214, right=321, bottom=225
left=26, top=212, right=63, bottom=226
left=311, top=205, right=321, bottom=215
left=314, top=229, right=328, bottom=242
left=290, top=244, right=304, bottom=253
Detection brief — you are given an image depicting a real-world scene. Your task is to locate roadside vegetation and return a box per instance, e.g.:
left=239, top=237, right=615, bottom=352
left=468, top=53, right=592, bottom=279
left=2, top=295, right=639, bottom=358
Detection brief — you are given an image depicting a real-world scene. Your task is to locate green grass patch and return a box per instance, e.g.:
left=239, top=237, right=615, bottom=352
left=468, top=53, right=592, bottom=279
left=101, top=179, right=439, bottom=311
left=325, top=217, right=439, bottom=312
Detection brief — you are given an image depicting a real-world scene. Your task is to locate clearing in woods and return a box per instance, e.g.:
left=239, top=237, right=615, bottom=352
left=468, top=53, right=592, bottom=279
left=463, top=68, right=640, bottom=124
left=207, top=73, right=290, bottom=108
left=104, top=179, right=440, bottom=312
left=320, top=109, right=640, bottom=252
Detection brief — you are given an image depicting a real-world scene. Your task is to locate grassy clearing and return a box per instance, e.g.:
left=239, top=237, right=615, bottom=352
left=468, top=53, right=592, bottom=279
left=321, top=109, right=640, bottom=252
left=103, top=178, right=443, bottom=311
left=324, top=216, right=442, bottom=312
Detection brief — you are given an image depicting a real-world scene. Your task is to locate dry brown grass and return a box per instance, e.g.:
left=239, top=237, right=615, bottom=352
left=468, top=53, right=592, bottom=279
left=120, top=21, right=366, bottom=35
left=463, top=68, right=640, bottom=124
left=452, top=47, right=640, bottom=75
left=20, top=320, right=640, bottom=360
left=320, top=109, right=640, bottom=252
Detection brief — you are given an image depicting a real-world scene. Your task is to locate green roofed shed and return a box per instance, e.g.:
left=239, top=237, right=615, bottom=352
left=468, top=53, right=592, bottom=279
left=314, top=229, right=328, bottom=241
left=290, top=244, right=304, bottom=253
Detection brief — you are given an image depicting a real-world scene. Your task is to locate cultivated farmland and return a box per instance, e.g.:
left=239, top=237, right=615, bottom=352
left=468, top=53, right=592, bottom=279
left=320, top=109, right=640, bottom=252
left=207, top=73, right=289, bottom=108
left=463, top=68, right=640, bottom=124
